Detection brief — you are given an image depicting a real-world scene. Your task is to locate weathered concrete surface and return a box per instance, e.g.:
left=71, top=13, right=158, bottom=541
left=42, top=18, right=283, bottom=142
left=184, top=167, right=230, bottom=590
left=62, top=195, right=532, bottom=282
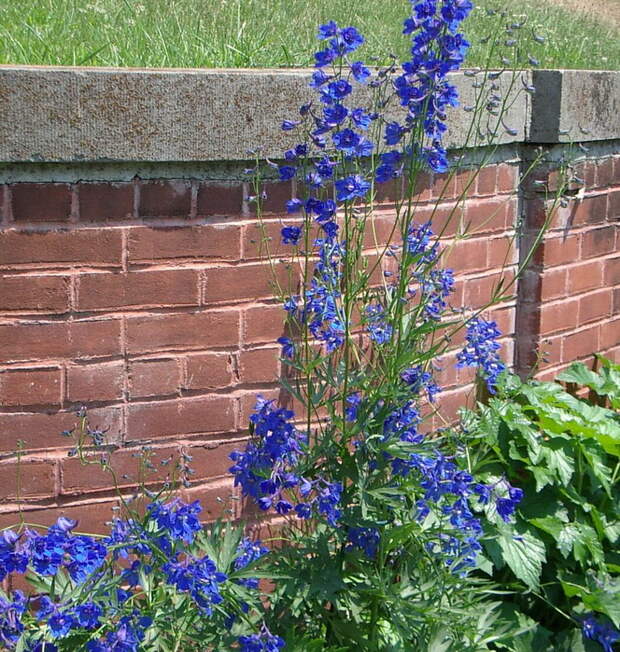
left=0, top=66, right=528, bottom=163
left=529, top=70, right=620, bottom=143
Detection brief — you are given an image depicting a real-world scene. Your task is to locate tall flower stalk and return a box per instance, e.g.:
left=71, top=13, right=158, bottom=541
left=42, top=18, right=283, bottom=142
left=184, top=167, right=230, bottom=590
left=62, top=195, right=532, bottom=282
left=229, top=1, right=556, bottom=646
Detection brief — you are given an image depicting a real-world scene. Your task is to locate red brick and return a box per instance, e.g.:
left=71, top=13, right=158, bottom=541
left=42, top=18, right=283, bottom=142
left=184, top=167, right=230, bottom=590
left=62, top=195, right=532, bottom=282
left=252, top=180, right=292, bottom=214
left=562, top=325, right=600, bottom=363
left=579, top=289, right=611, bottom=325
left=0, top=274, right=70, bottom=312
left=0, top=229, right=123, bottom=267
left=239, top=347, right=280, bottom=384
left=243, top=304, right=285, bottom=345
left=409, top=171, right=432, bottom=202
left=536, top=336, right=563, bottom=369
left=574, top=160, right=596, bottom=188
left=539, top=298, right=579, bottom=334
left=613, top=157, right=620, bottom=185
left=615, top=288, right=620, bottom=315
left=433, top=385, right=475, bottom=427
left=424, top=202, right=464, bottom=238
left=0, top=406, right=122, bottom=453
left=487, top=236, right=517, bottom=268
left=11, top=183, right=72, bottom=222
left=242, top=218, right=306, bottom=260
left=0, top=367, right=62, bottom=407
left=463, top=272, right=497, bottom=309
left=534, top=233, right=580, bottom=268
left=185, top=352, right=233, bottom=390
left=126, top=310, right=239, bottom=353
left=445, top=238, right=488, bottom=274
left=374, top=176, right=403, bottom=204
left=138, top=179, right=191, bottom=217
left=129, top=358, right=180, bottom=398
left=3, top=500, right=120, bottom=535
left=127, top=396, right=236, bottom=440
left=605, top=257, right=620, bottom=287
left=582, top=226, right=616, bottom=259
left=567, top=260, right=604, bottom=294
left=181, top=479, right=238, bottom=521
left=0, top=319, right=121, bottom=364
left=468, top=197, right=512, bottom=235
left=204, top=262, right=292, bottom=304
left=196, top=182, right=244, bottom=216
left=497, top=164, right=518, bottom=193
left=128, top=224, right=241, bottom=262
left=61, top=445, right=179, bottom=494
left=600, top=317, right=620, bottom=351
left=66, top=361, right=124, bottom=403
left=184, top=440, right=243, bottom=481
left=431, top=172, right=454, bottom=200
left=596, top=158, right=614, bottom=188
left=521, top=267, right=567, bottom=302
left=78, top=182, right=134, bottom=221
left=570, top=193, right=607, bottom=226
left=476, top=165, right=497, bottom=196
left=0, top=459, right=57, bottom=500
left=609, top=189, right=620, bottom=221
left=76, top=269, right=199, bottom=311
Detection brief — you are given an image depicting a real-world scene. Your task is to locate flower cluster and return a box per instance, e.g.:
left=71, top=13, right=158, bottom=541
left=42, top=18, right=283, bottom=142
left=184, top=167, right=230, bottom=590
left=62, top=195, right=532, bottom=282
left=582, top=614, right=620, bottom=652
left=163, top=554, right=227, bottom=614
left=239, top=625, right=285, bottom=652
left=0, top=496, right=273, bottom=650
left=229, top=396, right=343, bottom=526
left=456, top=317, right=506, bottom=393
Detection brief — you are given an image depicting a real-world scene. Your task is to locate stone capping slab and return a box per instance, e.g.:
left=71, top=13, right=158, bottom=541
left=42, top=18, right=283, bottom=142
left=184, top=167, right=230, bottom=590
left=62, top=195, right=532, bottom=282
left=529, top=70, right=620, bottom=143
left=0, top=65, right=617, bottom=164
left=0, top=65, right=526, bottom=163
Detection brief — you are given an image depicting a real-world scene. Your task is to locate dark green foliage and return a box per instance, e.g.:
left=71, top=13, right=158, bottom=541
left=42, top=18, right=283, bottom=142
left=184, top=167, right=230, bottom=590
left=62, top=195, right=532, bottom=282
left=463, top=357, right=620, bottom=647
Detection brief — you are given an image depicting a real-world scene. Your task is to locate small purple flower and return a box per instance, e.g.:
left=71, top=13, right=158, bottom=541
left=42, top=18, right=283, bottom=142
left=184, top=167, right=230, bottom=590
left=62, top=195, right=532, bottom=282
left=281, top=225, right=302, bottom=245
left=277, top=337, right=295, bottom=358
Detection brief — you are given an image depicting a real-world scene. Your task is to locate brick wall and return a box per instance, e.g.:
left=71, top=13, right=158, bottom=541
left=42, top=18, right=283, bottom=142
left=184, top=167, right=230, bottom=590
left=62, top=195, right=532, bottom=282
left=516, top=154, right=620, bottom=381
left=0, top=149, right=618, bottom=530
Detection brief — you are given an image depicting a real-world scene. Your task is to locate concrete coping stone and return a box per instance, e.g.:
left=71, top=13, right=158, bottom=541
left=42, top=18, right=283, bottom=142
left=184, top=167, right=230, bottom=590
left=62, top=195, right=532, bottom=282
left=0, top=66, right=617, bottom=164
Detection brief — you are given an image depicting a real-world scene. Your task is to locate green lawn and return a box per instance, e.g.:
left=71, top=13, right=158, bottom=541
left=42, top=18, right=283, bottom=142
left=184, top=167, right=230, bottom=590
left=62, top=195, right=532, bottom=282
left=0, top=0, right=618, bottom=70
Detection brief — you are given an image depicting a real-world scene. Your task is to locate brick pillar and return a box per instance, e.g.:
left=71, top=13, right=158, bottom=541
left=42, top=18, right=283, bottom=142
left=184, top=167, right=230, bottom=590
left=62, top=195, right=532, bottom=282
left=515, top=152, right=620, bottom=380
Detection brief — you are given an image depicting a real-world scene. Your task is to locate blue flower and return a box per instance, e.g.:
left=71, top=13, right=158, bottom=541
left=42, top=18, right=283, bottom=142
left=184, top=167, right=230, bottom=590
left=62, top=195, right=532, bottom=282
left=317, top=21, right=338, bottom=40
left=323, top=103, right=348, bottom=126
left=350, top=61, right=371, bottom=83
left=278, top=166, right=297, bottom=181
left=163, top=554, right=227, bottom=614
left=147, top=498, right=202, bottom=545
left=335, top=175, right=371, bottom=201
left=239, top=626, right=285, bottom=652
left=281, top=225, right=302, bottom=245
left=385, top=121, right=405, bottom=145
left=286, top=198, right=303, bottom=214
left=347, top=527, right=380, bottom=557
left=456, top=318, right=505, bottom=393
left=277, top=336, right=295, bottom=358
left=281, top=120, right=300, bottom=131
left=582, top=614, right=620, bottom=652
left=345, top=392, right=362, bottom=421
left=321, top=79, right=353, bottom=103
left=73, top=602, right=102, bottom=629
left=0, top=591, right=26, bottom=648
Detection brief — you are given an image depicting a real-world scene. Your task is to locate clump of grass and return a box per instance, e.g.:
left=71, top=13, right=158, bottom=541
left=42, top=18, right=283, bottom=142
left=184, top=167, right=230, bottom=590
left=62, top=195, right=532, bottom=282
left=0, top=0, right=617, bottom=70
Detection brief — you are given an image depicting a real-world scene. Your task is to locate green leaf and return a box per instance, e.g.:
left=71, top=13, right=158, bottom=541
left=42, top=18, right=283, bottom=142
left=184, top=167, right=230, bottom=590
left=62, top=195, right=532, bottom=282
left=496, top=528, right=546, bottom=590
left=528, top=516, right=565, bottom=540
left=557, top=524, right=581, bottom=558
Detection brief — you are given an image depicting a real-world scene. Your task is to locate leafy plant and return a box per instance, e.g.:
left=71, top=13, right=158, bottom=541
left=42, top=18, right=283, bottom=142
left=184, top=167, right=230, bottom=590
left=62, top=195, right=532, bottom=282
left=463, top=357, right=620, bottom=649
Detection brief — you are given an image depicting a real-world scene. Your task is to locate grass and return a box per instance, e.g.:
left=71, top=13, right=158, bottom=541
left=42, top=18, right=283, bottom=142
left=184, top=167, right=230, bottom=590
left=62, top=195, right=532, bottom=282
left=0, top=0, right=618, bottom=70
